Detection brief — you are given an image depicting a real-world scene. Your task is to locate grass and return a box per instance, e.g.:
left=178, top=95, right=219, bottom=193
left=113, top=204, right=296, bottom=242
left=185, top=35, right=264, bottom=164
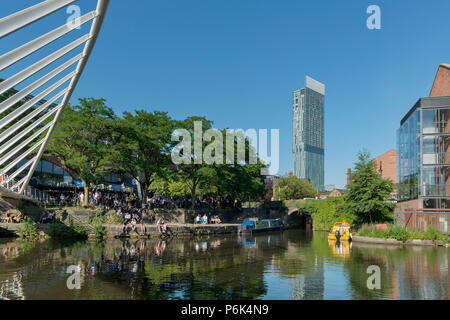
left=358, top=225, right=449, bottom=243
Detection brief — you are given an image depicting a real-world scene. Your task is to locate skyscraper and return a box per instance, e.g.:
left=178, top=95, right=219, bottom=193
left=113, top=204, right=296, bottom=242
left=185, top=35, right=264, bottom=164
left=292, top=76, right=325, bottom=189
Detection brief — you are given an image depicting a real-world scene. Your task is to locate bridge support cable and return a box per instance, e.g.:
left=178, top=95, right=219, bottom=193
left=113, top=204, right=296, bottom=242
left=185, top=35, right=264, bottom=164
left=0, top=0, right=110, bottom=194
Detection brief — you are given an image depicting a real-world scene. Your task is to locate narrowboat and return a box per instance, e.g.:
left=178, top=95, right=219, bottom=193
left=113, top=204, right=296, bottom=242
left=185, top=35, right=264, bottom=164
left=237, top=218, right=284, bottom=234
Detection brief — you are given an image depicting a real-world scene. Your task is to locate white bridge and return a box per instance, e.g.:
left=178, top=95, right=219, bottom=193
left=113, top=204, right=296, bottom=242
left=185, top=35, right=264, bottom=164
left=0, top=0, right=109, bottom=194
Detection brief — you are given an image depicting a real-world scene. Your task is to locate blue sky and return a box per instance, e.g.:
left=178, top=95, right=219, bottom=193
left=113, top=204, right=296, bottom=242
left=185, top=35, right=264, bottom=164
left=2, top=0, right=450, bottom=188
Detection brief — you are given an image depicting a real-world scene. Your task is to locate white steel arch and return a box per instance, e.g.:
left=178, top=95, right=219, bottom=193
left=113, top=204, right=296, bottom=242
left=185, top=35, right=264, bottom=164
left=0, top=0, right=109, bottom=194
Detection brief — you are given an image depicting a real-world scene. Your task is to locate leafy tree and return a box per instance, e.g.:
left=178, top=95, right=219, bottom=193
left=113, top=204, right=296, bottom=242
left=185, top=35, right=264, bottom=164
left=345, top=151, right=395, bottom=224
left=111, top=110, right=177, bottom=201
left=171, top=116, right=216, bottom=208
left=275, top=175, right=317, bottom=200
left=46, top=98, right=116, bottom=205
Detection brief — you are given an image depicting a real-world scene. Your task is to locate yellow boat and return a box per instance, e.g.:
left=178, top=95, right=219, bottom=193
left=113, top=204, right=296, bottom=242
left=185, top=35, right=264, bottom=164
left=328, top=221, right=355, bottom=242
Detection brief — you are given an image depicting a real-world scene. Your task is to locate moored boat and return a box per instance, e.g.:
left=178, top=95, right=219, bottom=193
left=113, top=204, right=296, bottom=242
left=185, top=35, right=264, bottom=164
left=237, top=218, right=283, bottom=234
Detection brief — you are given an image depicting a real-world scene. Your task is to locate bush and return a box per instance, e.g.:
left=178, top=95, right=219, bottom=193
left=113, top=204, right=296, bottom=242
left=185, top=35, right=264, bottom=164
left=48, top=220, right=87, bottom=240
left=358, top=225, right=449, bottom=243
left=17, top=218, right=40, bottom=239
left=423, top=226, right=443, bottom=241
left=88, top=214, right=106, bottom=239
left=385, top=225, right=410, bottom=242
left=104, top=213, right=123, bottom=225
left=298, top=197, right=356, bottom=231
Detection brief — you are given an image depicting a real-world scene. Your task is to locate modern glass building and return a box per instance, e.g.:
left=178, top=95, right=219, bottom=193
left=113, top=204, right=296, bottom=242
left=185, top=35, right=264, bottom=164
left=292, top=76, right=325, bottom=189
left=397, top=96, right=450, bottom=208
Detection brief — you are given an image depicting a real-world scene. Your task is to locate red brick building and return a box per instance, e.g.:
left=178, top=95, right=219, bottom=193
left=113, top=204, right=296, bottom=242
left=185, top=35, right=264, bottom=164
left=430, top=63, right=450, bottom=97
left=373, top=149, right=397, bottom=184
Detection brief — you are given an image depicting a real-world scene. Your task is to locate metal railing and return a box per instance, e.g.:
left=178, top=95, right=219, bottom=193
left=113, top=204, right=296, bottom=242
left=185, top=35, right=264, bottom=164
left=0, top=0, right=110, bottom=195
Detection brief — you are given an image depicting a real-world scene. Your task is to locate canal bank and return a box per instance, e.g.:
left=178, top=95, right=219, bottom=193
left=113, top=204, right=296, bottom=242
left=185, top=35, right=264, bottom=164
left=352, top=235, right=449, bottom=247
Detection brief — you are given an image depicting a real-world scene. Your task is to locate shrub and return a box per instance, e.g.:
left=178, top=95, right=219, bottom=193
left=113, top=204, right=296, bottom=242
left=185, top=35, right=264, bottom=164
left=49, top=220, right=87, bottom=240
left=298, top=197, right=356, bottom=231
left=17, top=218, right=40, bottom=239
left=423, top=226, right=443, bottom=241
left=88, top=214, right=106, bottom=239
left=104, top=213, right=123, bottom=225
left=386, top=225, right=410, bottom=242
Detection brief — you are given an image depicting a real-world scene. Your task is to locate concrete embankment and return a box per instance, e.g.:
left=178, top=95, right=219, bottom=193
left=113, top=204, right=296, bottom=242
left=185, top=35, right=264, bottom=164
left=352, top=235, right=449, bottom=247
left=104, top=223, right=240, bottom=238
left=0, top=222, right=241, bottom=239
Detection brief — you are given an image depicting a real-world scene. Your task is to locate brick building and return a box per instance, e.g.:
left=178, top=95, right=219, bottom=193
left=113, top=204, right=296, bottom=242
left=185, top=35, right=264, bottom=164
left=395, top=63, right=450, bottom=233
left=430, top=63, right=450, bottom=97
left=373, top=149, right=397, bottom=184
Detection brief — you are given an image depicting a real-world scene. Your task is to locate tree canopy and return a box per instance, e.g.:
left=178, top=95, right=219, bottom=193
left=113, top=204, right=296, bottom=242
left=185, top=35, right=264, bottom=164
left=345, top=151, right=395, bottom=224
left=275, top=175, right=317, bottom=200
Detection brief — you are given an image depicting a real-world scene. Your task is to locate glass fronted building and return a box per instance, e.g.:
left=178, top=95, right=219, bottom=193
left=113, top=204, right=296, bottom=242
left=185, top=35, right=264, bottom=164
left=397, top=96, right=450, bottom=208
left=292, top=76, right=325, bottom=190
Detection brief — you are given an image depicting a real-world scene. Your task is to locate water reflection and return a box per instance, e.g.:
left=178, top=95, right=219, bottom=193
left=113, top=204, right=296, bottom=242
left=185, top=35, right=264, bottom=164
left=0, top=231, right=448, bottom=300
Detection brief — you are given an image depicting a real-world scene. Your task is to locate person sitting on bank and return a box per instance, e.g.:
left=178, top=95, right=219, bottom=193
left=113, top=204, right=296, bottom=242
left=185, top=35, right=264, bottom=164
left=212, top=215, right=221, bottom=224
left=130, top=216, right=139, bottom=235
left=201, top=214, right=208, bottom=224
left=5, top=210, right=13, bottom=224
left=13, top=212, right=24, bottom=223
left=194, top=214, right=201, bottom=224
left=156, top=217, right=167, bottom=234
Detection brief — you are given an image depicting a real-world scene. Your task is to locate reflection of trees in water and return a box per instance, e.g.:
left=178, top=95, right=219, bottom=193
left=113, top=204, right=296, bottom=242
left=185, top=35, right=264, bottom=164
left=344, top=244, right=450, bottom=300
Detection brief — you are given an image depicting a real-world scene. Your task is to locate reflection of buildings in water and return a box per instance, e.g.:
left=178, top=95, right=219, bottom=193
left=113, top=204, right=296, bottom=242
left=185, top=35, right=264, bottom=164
left=0, top=272, right=25, bottom=300
left=291, top=257, right=324, bottom=300
left=396, top=250, right=449, bottom=299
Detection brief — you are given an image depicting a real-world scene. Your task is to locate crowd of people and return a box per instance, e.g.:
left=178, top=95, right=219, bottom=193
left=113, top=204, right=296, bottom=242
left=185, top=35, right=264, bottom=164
left=55, top=190, right=228, bottom=232
left=57, top=190, right=242, bottom=212
left=2, top=189, right=229, bottom=235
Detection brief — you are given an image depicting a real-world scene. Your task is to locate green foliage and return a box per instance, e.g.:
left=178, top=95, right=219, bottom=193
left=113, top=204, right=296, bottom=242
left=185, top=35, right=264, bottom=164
left=46, top=98, right=117, bottom=205
left=298, top=197, right=355, bottom=231
left=345, top=151, right=395, bottom=224
left=423, top=226, right=444, bottom=241
left=112, top=110, right=177, bottom=200
left=104, top=212, right=123, bottom=225
left=88, top=214, right=107, bottom=239
left=358, top=225, right=449, bottom=243
left=48, top=220, right=87, bottom=240
left=275, top=175, right=317, bottom=200
left=17, top=218, right=40, bottom=239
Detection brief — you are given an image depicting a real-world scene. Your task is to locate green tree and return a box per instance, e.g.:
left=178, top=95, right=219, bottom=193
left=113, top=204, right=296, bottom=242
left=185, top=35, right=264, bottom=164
left=46, top=98, right=116, bottom=205
left=345, top=151, right=395, bottom=224
left=275, top=175, right=317, bottom=200
left=112, top=110, right=177, bottom=201
left=172, top=116, right=216, bottom=208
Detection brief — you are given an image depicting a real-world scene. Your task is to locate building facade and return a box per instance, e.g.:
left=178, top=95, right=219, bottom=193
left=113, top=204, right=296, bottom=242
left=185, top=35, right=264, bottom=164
left=373, top=149, right=397, bottom=184
left=397, top=96, right=450, bottom=208
left=396, top=64, right=450, bottom=233
left=293, top=76, right=325, bottom=190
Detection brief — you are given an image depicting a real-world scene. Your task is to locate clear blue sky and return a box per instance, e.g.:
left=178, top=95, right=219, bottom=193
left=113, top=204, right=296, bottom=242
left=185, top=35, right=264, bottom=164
left=3, top=0, right=450, bottom=188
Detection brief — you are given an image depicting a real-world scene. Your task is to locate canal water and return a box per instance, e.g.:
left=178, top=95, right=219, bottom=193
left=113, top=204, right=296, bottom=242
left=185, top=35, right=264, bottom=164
left=0, top=230, right=448, bottom=300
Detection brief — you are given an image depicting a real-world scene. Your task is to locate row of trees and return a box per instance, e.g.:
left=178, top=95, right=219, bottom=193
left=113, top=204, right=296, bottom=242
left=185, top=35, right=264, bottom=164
left=45, top=98, right=267, bottom=207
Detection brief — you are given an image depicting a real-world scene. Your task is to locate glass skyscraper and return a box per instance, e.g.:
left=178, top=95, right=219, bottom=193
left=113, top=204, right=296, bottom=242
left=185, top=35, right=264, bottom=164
left=292, top=76, right=325, bottom=189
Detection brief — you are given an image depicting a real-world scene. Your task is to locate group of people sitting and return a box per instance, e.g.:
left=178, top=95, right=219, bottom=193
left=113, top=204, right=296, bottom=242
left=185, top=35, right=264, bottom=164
left=39, top=211, right=55, bottom=224
left=194, top=213, right=221, bottom=224
left=118, top=206, right=172, bottom=237
left=1, top=210, right=24, bottom=224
